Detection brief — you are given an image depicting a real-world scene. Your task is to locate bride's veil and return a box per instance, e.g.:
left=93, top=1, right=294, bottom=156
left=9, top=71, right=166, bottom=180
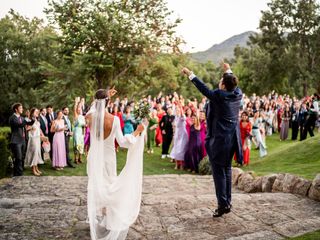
left=87, top=97, right=145, bottom=240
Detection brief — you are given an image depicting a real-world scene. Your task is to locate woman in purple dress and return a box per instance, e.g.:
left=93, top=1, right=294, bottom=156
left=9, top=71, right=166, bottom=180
left=50, top=110, right=67, bottom=170
left=170, top=101, right=188, bottom=170
left=184, top=114, right=203, bottom=173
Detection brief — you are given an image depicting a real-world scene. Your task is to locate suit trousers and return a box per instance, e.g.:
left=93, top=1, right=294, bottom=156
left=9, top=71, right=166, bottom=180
left=291, top=121, right=299, bottom=140
left=162, top=133, right=173, bottom=155
left=65, top=135, right=71, bottom=165
left=11, top=143, right=26, bottom=176
left=210, top=162, right=232, bottom=208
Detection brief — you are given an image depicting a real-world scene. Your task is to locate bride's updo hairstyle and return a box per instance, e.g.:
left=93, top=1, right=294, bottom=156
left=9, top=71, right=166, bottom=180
left=94, top=87, right=110, bottom=105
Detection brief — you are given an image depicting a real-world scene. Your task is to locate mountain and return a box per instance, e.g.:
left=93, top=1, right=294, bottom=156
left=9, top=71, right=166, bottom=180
left=191, top=31, right=255, bottom=64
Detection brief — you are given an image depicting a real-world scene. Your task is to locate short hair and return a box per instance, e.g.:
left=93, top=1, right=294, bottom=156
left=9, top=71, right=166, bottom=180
left=12, top=103, right=22, bottom=112
left=62, top=106, right=68, bottom=111
left=222, top=73, right=238, bottom=91
left=46, top=105, right=53, bottom=109
left=40, top=108, right=45, bottom=112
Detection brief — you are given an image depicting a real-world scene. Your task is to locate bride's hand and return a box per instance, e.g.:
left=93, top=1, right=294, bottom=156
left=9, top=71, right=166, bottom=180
left=107, top=86, right=117, bottom=98
left=136, top=124, right=144, bottom=133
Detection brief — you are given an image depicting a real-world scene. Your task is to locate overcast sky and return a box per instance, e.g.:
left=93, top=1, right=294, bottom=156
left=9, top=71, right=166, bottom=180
left=0, top=0, right=272, bottom=52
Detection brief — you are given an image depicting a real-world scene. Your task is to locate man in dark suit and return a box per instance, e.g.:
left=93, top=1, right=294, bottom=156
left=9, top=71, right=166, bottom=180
left=39, top=108, right=49, bottom=160
left=46, top=105, right=57, bottom=159
left=9, top=103, right=34, bottom=176
left=182, top=64, right=243, bottom=217
left=159, top=107, right=175, bottom=159
left=62, top=107, right=75, bottom=168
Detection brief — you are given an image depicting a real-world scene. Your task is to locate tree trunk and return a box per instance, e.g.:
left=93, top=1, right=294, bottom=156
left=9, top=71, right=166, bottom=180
left=303, top=82, right=308, bottom=97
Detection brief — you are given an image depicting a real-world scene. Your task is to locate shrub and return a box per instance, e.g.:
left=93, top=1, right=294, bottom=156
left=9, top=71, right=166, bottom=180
left=199, top=156, right=212, bottom=175
left=0, top=127, right=12, bottom=178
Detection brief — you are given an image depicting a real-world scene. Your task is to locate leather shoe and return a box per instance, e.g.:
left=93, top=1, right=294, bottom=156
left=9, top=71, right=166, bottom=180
left=212, top=206, right=232, bottom=218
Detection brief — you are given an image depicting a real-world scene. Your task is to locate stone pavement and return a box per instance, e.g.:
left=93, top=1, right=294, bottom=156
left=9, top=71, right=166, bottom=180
left=0, top=175, right=320, bottom=240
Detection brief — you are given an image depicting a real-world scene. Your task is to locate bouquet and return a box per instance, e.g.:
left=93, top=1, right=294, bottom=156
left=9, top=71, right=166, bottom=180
left=133, top=100, right=150, bottom=123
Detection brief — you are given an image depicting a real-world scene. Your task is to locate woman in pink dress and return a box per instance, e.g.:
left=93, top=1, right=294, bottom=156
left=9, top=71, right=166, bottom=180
left=50, top=110, right=67, bottom=170
left=199, top=111, right=207, bottom=159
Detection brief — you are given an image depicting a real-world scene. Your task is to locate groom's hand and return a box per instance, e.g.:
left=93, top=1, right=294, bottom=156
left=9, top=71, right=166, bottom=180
left=181, top=67, right=192, bottom=77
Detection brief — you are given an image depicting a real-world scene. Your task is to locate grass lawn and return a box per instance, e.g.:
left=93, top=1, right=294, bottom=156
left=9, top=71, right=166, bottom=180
left=242, top=131, right=320, bottom=180
left=289, top=230, right=320, bottom=240
left=19, top=130, right=320, bottom=179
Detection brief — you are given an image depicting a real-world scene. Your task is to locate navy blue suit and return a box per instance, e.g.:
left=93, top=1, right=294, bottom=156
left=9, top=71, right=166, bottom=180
left=191, top=76, right=243, bottom=208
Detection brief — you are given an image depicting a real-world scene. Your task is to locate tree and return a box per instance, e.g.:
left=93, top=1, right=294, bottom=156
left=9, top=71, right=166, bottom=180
left=44, top=0, right=183, bottom=91
left=0, top=10, right=58, bottom=124
left=233, top=0, right=320, bottom=97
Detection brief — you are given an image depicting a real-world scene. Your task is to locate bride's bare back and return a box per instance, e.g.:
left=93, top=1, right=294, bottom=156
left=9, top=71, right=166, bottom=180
left=86, top=111, right=115, bottom=140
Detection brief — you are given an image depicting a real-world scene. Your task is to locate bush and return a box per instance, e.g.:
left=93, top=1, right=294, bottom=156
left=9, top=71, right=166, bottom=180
left=199, top=156, right=212, bottom=175
left=0, top=127, right=12, bottom=178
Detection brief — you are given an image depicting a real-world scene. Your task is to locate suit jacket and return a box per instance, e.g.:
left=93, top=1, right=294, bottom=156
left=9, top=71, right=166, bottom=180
left=46, top=112, right=57, bottom=135
left=191, top=76, right=243, bottom=166
left=63, top=115, right=72, bottom=137
left=159, top=114, right=175, bottom=135
left=39, top=115, right=49, bottom=136
left=9, top=114, right=34, bottom=144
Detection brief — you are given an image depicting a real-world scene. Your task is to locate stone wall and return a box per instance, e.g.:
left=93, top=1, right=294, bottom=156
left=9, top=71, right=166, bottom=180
left=232, top=168, right=320, bottom=202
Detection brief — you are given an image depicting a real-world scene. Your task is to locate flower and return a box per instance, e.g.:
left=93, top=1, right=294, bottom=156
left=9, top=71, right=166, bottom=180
left=133, top=100, right=150, bottom=123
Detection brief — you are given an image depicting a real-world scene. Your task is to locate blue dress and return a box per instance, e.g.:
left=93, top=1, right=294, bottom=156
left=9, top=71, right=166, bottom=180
left=123, top=114, right=135, bottom=135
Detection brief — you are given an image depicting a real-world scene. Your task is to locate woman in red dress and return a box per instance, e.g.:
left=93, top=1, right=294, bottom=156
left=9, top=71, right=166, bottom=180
left=239, top=111, right=252, bottom=166
left=155, top=103, right=165, bottom=146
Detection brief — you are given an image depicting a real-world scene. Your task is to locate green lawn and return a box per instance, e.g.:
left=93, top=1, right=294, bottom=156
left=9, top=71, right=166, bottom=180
left=19, top=130, right=320, bottom=179
left=241, top=131, right=320, bottom=180
left=289, top=230, right=320, bottom=240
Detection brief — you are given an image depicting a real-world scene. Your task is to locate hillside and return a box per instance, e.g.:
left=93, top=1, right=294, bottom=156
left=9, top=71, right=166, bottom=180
left=191, top=31, right=255, bottom=64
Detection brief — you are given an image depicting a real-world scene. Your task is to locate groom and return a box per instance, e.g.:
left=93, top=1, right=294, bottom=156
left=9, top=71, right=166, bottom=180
left=182, top=63, right=243, bottom=217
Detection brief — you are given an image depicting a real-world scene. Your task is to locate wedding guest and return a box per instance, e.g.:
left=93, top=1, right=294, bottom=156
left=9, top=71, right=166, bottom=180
left=24, top=108, right=46, bottom=176
left=46, top=105, right=57, bottom=159
left=123, top=105, right=135, bottom=135
left=51, top=110, right=67, bottom=170
left=291, top=101, right=300, bottom=140
left=39, top=108, right=49, bottom=160
left=299, top=102, right=308, bottom=141
left=239, top=111, right=252, bottom=166
left=185, top=107, right=193, bottom=137
left=252, top=110, right=267, bottom=157
left=62, top=107, right=75, bottom=168
left=169, top=101, right=188, bottom=170
left=184, top=114, right=202, bottom=173
left=155, top=103, right=165, bottom=146
left=147, top=109, right=158, bottom=154
left=73, top=98, right=86, bottom=164
left=9, top=103, right=34, bottom=176
left=159, top=107, right=175, bottom=159
left=39, top=108, right=49, bottom=137
left=199, top=111, right=207, bottom=159
left=280, top=104, right=291, bottom=141
left=84, top=119, right=90, bottom=155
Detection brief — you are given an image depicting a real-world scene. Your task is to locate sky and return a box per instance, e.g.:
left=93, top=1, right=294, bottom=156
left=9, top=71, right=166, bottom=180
left=0, top=0, right=271, bottom=52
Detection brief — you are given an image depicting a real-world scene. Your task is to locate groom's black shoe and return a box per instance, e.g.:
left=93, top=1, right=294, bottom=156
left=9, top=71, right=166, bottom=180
left=212, top=205, right=232, bottom=218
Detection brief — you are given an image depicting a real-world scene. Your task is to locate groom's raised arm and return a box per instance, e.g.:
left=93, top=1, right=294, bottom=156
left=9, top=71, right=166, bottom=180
left=181, top=67, right=218, bottom=100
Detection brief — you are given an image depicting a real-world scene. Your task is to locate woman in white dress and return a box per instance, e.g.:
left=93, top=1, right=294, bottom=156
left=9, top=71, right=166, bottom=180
left=24, top=108, right=47, bottom=176
left=86, top=87, right=145, bottom=240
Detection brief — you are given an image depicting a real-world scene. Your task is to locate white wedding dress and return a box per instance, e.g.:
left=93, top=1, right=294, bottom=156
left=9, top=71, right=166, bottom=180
left=87, top=99, right=145, bottom=240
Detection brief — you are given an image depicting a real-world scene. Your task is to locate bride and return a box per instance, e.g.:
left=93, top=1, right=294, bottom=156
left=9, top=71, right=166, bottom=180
left=85, top=87, right=145, bottom=240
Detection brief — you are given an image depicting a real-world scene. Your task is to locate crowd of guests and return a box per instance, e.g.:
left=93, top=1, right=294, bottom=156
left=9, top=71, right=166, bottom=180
left=8, top=90, right=319, bottom=176
left=9, top=98, right=88, bottom=176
